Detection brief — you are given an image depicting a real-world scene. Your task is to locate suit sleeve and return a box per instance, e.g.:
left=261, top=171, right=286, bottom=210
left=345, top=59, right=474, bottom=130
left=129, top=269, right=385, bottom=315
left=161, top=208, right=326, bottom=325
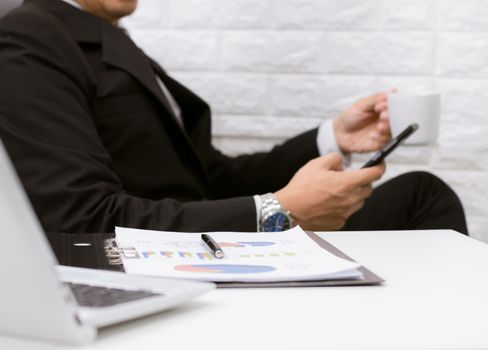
left=0, top=12, right=257, bottom=233
left=206, top=130, right=320, bottom=199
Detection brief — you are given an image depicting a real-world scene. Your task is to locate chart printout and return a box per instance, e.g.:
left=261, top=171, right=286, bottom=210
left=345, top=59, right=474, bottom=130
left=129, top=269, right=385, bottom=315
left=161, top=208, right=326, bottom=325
left=115, top=226, right=362, bottom=282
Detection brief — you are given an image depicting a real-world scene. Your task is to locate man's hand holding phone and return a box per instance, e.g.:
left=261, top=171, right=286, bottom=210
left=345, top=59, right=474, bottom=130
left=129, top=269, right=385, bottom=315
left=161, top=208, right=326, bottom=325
left=275, top=153, right=385, bottom=231
left=273, top=118, right=418, bottom=231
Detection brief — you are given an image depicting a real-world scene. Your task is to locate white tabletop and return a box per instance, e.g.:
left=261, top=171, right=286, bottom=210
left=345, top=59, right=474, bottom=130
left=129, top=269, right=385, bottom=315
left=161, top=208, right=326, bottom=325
left=3, top=230, right=488, bottom=350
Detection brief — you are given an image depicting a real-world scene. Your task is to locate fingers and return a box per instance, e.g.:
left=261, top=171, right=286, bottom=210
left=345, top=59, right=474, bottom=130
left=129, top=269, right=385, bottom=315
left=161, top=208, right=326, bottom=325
left=370, top=119, right=390, bottom=135
left=331, top=186, right=372, bottom=227
left=318, top=152, right=344, bottom=171
left=358, top=93, right=387, bottom=112
left=344, top=200, right=365, bottom=219
left=358, top=92, right=388, bottom=113
left=361, top=88, right=396, bottom=113
left=371, top=92, right=387, bottom=105
left=348, top=163, right=386, bottom=186
left=369, top=120, right=391, bottom=145
left=370, top=105, right=391, bottom=144
left=347, top=184, right=373, bottom=209
left=358, top=184, right=374, bottom=199
left=374, top=100, right=388, bottom=113
left=377, top=119, right=390, bottom=133
left=376, top=87, right=397, bottom=114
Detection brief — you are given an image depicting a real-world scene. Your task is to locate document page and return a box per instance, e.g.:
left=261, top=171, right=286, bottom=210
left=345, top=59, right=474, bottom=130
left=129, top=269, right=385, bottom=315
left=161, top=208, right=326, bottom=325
left=115, top=226, right=362, bottom=282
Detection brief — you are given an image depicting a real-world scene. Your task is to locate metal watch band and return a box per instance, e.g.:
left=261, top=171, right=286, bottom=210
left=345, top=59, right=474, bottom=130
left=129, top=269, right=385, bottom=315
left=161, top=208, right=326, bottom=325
left=258, top=193, right=293, bottom=231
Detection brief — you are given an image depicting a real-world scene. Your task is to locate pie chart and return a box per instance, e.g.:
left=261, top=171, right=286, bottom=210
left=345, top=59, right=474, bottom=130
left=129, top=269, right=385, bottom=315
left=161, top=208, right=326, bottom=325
left=174, top=264, right=276, bottom=274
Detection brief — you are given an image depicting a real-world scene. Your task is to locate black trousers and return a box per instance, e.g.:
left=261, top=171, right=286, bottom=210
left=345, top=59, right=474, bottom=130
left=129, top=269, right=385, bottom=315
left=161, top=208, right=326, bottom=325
left=343, top=172, right=468, bottom=235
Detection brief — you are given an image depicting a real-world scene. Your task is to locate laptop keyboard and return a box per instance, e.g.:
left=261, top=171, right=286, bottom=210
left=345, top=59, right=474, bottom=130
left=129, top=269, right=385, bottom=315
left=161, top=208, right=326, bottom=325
left=66, top=282, right=161, bottom=308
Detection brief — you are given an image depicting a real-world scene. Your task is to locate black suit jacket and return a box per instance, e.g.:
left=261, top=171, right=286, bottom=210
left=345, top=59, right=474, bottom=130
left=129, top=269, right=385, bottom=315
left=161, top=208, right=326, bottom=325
left=0, top=0, right=319, bottom=233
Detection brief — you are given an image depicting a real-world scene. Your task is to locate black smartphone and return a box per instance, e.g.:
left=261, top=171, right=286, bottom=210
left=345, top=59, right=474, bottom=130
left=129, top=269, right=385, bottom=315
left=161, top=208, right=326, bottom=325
left=362, top=123, right=419, bottom=168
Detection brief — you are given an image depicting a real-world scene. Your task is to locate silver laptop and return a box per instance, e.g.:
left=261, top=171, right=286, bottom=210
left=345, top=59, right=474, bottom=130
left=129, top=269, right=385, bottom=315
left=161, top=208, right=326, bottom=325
left=0, top=140, right=215, bottom=344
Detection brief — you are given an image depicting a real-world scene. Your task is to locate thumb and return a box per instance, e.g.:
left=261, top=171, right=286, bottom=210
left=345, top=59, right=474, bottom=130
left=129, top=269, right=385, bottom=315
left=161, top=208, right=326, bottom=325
left=319, top=152, right=344, bottom=171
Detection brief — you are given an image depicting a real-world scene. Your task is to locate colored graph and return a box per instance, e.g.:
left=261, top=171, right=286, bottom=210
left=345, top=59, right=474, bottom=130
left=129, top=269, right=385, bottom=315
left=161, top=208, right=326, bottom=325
left=142, top=251, right=156, bottom=258
left=219, top=241, right=276, bottom=248
left=160, top=251, right=174, bottom=258
left=196, top=252, right=214, bottom=261
left=174, top=264, right=276, bottom=274
left=178, top=252, right=193, bottom=258
left=141, top=249, right=298, bottom=261
left=142, top=251, right=214, bottom=260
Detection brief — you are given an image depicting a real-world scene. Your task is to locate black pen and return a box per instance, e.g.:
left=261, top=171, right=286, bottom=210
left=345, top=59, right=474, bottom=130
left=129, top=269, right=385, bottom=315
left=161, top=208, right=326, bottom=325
left=201, top=234, right=224, bottom=259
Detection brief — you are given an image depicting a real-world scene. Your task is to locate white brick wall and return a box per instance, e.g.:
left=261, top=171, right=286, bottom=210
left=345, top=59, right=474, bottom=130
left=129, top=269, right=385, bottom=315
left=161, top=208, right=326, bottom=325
left=124, top=0, right=488, bottom=241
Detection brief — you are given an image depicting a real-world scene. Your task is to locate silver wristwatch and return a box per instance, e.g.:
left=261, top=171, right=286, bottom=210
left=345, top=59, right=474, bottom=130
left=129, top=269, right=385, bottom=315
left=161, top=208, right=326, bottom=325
left=257, top=193, right=294, bottom=232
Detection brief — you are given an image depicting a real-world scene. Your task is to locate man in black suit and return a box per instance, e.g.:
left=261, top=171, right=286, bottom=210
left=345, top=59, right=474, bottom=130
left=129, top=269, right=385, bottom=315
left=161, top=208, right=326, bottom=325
left=0, top=0, right=468, bottom=234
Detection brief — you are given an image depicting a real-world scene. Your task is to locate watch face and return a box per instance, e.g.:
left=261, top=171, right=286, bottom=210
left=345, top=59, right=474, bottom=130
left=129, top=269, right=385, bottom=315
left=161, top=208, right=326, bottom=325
left=262, top=212, right=292, bottom=232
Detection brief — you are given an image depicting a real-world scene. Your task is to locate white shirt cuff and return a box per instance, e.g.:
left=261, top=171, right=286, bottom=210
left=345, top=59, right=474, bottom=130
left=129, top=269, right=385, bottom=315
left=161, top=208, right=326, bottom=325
left=316, top=119, right=351, bottom=167
left=253, top=195, right=262, bottom=232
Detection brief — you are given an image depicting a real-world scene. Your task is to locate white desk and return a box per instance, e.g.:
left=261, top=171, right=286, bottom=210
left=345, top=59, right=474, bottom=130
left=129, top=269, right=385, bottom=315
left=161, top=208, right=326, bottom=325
left=3, top=230, right=488, bottom=350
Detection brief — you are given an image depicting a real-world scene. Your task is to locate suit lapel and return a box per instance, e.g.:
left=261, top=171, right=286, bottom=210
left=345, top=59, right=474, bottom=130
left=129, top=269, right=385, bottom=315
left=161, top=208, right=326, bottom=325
left=36, top=0, right=194, bottom=142
left=101, top=25, right=183, bottom=128
left=38, top=0, right=184, bottom=130
left=101, top=24, right=209, bottom=176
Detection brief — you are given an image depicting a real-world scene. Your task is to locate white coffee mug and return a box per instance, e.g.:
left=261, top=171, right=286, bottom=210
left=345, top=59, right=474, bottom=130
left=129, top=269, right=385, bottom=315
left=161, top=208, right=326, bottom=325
left=387, top=92, right=441, bottom=145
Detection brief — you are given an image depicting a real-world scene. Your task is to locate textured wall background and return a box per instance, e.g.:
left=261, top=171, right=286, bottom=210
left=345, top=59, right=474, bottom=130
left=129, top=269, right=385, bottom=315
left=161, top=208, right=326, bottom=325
left=123, top=0, right=488, bottom=241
